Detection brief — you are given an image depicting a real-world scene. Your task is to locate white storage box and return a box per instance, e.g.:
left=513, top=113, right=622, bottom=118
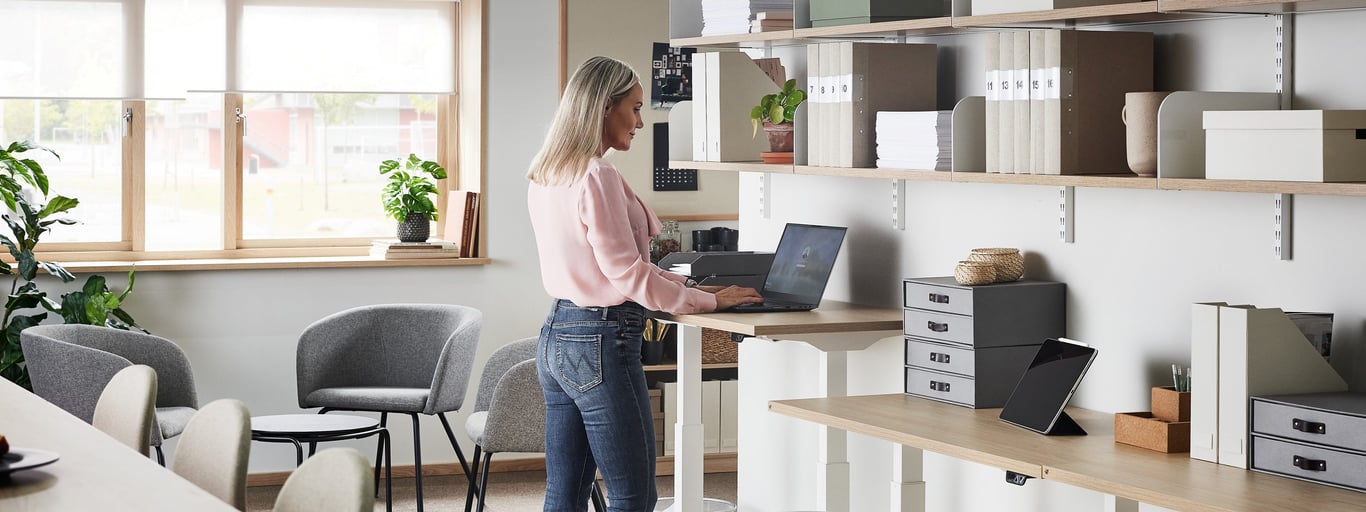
left=1205, top=110, right=1366, bottom=182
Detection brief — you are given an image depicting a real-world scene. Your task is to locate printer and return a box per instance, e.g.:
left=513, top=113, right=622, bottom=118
left=658, top=251, right=774, bottom=291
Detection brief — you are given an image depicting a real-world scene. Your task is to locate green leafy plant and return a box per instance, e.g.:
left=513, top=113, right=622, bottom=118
left=379, top=154, right=448, bottom=222
left=0, top=140, right=144, bottom=389
left=749, top=78, right=806, bottom=137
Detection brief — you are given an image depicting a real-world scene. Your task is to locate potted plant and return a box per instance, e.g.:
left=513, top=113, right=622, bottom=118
left=380, top=154, right=447, bottom=242
left=0, top=140, right=145, bottom=389
left=749, top=78, right=806, bottom=164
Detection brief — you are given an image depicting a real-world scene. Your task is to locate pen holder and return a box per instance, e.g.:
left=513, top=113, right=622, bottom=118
left=1151, top=386, right=1191, bottom=423
left=1115, top=412, right=1190, bottom=453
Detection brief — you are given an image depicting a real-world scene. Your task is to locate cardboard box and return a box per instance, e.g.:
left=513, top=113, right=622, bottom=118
left=1205, top=110, right=1366, bottom=182
left=1116, top=412, right=1190, bottom=453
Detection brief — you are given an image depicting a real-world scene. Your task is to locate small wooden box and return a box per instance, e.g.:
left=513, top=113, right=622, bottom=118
left=1116, top=412, right=1190, bottom=453
left=1152, top=386, right=1191, bottom=423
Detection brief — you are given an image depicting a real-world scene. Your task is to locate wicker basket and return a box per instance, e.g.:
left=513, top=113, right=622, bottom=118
left=701, top=328, right=739, bottom=364
left=967, top=247, right=1024, bottom=282
left=953, top=260, right=996, bottom=286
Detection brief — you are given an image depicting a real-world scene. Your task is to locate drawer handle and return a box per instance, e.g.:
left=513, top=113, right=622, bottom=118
left=929, top=380, right=951, bottom=392
left=1292, top=418, right=1327, bottom=435
left=928, top=293, right=950, bottom=304
left=927, top=321, right=949, bottom=333
left=929, top=352, right=951, bottom=364
left=1293, top=455, right=1327, bottom=472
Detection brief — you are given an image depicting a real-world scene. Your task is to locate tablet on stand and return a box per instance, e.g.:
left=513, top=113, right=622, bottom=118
left=999, top=338, right=1098, bottom=436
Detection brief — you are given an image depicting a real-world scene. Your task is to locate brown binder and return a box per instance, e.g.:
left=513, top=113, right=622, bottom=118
left=442, top=191, right=479, bottom=258
left=1044, top=30, right=1153, bottom=175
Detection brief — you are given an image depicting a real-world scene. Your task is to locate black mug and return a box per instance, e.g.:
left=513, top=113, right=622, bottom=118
left=692, top=230, right=713, bottom=252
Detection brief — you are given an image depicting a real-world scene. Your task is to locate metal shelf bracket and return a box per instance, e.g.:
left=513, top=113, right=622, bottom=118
left=1059, top=186, right=1075, bottom=243
left=892, top=179, right=906, bottom=230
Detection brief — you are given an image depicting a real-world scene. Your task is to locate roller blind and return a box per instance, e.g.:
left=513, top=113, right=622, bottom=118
left=0, top=0, right=127, bottom=98
left=237, top=0, right=456, bottom=93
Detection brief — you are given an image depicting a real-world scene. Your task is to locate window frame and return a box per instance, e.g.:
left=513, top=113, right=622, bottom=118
left=18, top=0, right=485, bottom=269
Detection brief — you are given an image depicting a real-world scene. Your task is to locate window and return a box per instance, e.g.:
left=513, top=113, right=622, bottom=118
left=0, top=0, right=476, bottom=264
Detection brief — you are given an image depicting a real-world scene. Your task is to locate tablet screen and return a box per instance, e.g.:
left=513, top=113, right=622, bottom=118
left=999, top=338, right=1097, bottom=433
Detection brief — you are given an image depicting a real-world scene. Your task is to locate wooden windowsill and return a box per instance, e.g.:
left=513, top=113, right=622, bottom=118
left=55, top=256, right=493, bottom=273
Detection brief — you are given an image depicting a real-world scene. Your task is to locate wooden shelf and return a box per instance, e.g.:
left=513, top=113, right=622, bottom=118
left=1160, top=0, right=1366, bottom=14
left=793, top=17, right=956, bottom=39
left=669, top=160, right=794, bottom=174
left=670, top=30, right=799, bottom=48
left=952, top=172, right=1158, bottom=189
left=955, top=2, right=1172, bottom=28
left=643, top=362, right=740, bottom=372
left=1159, top=177, right=1366, bottom=196
left=795, top=165, right=952, bottom=181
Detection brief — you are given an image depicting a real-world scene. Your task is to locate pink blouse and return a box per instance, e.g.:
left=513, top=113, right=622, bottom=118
left=528, top=158, right=716, bottom=314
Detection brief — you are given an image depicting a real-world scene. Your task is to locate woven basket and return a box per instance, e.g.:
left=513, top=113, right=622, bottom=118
left=967, top=247, right=1024, bottom=282
left=701, top=328, right=739, bottom=364
left=953, top=260, right=996, bottom=286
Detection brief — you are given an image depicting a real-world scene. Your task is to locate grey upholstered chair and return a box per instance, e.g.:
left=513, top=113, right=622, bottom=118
left=273, top=448, right=375, bottom=512
left=172, top=399, right=251, bottom=511
left=93, top=364, right=158, bottom=456
left=21, top=324, right=199, bottom=464
left=296, top=303, right=481, bottom=512
left=463, top=337, right=605, bottom=512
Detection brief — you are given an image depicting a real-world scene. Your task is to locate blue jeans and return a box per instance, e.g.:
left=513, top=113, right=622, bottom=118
left=538, top=299, right=658, bottom=512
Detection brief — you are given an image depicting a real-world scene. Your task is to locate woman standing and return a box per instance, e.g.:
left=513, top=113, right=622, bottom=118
left=527, top=56, right=763, bottom=512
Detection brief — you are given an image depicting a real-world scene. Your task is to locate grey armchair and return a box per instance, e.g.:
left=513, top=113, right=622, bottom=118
left=21, top=324, right=199, bottom=465
left=462, top=337, right=605, bottom=512
left=296, top=303, right=481, bottom=512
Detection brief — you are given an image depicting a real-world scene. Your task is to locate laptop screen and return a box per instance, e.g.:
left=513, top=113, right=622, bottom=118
left=760, top=224, right=847, bottom=304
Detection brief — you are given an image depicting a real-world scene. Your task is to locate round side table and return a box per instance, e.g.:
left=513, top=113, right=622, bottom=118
left=251, top=413, right=392, bottom=512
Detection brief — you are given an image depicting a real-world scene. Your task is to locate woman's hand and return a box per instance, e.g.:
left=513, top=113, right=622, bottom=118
left=708, top=285, right=764, bottom=310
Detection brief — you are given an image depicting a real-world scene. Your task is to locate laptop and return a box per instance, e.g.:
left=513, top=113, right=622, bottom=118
left=726, top=223, right=847, bottom=313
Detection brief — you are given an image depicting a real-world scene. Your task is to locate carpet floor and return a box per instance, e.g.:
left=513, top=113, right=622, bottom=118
left=246, top=471, right=738, bottom=512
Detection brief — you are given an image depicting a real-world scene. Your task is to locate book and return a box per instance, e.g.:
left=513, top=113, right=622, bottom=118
left=442, top=191, right=480, bottom=258
left=755, top=11, right=793, bottom=20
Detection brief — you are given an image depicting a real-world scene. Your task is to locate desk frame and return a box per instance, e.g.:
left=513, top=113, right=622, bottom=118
left=660, top=301, right=903, bottom=512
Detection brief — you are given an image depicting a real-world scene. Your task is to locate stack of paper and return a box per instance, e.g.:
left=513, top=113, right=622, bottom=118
left=700, top=0, right=790, bottom=37
left=370, top=239, right=459, bottom=259
left=875, top=111, right=953, bottom=171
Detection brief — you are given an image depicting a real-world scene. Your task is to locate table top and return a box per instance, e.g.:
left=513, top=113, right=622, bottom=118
left=769, top=393, right=1366, bottom=512
left=251, top=414, right=380, bottom=437
left=658, top=300, right=903, bottom=337
left=0, top=379, right=235, bottom=511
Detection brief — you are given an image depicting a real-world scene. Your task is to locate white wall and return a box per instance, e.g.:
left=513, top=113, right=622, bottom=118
left=736, top=12, right=1366, bottom=512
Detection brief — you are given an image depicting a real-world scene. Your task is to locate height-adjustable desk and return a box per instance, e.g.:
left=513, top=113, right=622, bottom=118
left=658, top=300, right=903, bottom=512
left=770, top=393, right=1366, bottom=512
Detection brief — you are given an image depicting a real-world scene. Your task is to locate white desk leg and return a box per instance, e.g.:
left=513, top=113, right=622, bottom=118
left=815, top=350, right=850, bottom=512
left=891, top=445, right=926, bottom=512
left=1103, top=496, right=1139, bottom=512
left=672, top=323, right=704, bottom=512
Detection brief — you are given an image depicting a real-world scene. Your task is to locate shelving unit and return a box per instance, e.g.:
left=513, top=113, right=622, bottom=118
left=668, top=0, right=1366, bottom=199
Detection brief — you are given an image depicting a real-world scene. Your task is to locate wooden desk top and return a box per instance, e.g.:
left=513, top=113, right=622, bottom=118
left=770, top=393, right=1366, bottom=512
left=658, top=300, right=903, bottom=337
left=0, top=379, right=235, bottom=511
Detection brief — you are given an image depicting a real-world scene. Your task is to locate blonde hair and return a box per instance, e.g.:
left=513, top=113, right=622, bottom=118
left=527, top=56, right=640, bottom=186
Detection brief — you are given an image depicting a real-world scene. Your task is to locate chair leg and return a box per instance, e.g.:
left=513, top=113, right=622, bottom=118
left=374, top=412, right=388, bottom=497
left=154, top=445, right=165, bottom=466
left=463, top=445, right=483, bottom=512
left=410, top=413, right=424, bottom=512
left=437, top=412, right=474, bottom=479
left=590, top=480, right=608, bottom=512
left=475, top=452, right=493, bottom=512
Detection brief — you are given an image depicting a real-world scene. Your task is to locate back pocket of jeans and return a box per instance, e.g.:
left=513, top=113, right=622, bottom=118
left=554, top=333, right=603, bottom=392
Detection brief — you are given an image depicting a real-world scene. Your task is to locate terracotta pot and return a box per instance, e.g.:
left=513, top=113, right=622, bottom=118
left=763, top=121, right=795, bottom=153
